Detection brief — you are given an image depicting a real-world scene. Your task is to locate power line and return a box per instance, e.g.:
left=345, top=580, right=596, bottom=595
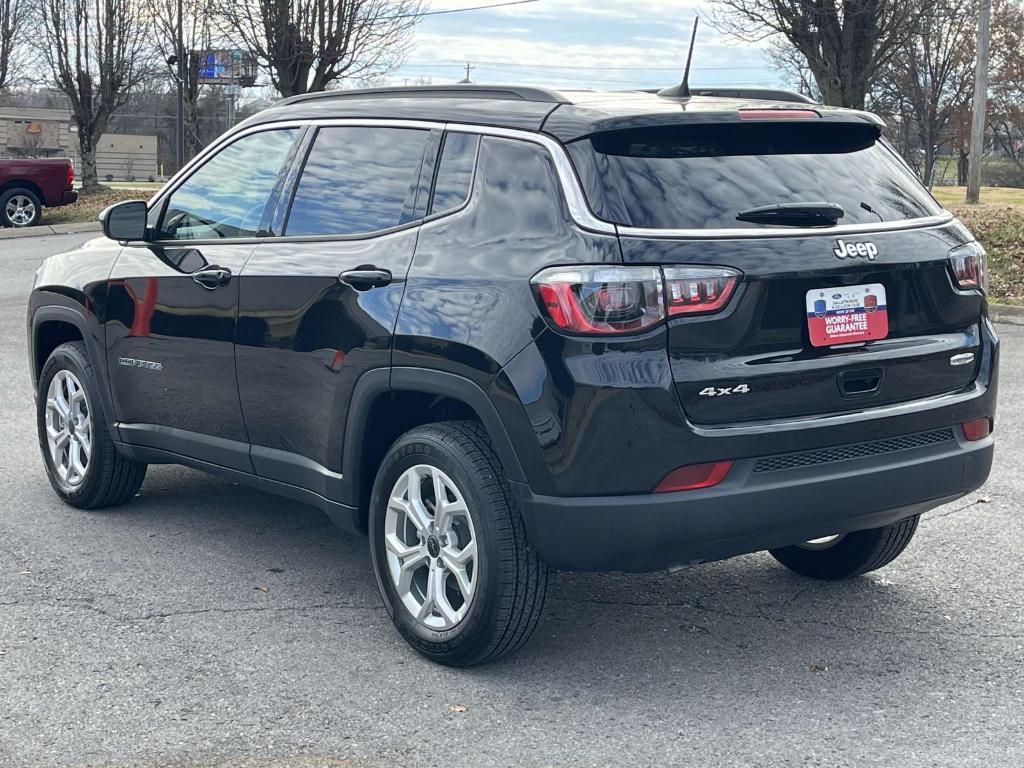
left=389, top=0, right=539, bottom=19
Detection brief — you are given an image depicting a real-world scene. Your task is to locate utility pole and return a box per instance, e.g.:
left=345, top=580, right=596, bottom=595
left=458, top=62, right=475, bottom=84
left=967, top=0, right=992, bottom=204
left=175, top=0, right=185, bottom=173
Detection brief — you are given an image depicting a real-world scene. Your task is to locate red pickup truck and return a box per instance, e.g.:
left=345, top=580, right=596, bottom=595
left=0, top=158, right=78, bottom=228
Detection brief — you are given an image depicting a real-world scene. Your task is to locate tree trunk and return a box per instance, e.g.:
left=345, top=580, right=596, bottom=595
left=77, top=130, right=102, bottom=192
left=958, top=148, right=969, bottom=185
left=922, top=144, right=936, bottom=186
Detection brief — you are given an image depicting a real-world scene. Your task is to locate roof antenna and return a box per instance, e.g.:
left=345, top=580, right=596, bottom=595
left=658, top=17, right=699, bottom=99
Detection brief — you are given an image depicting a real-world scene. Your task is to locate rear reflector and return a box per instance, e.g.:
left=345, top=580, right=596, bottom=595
left=962, top=418, right=991, bottom=441
left=738, top=109, right=819, bottom=120
left=654, top=461, right=734, bottom=493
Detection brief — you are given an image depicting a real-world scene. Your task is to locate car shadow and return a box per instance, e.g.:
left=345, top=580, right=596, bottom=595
left=104, top=464, right=993, bottom=695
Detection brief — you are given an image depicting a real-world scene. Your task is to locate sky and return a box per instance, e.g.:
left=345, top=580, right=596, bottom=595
left=386, top=0, right=789, bottom=92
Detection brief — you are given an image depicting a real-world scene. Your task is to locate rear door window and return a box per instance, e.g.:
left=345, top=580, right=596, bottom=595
left=285, top=126, right=430, bottom=237
left=567, top=122, right=943, bottom=230
left=429, top=132, right=480, bottom=215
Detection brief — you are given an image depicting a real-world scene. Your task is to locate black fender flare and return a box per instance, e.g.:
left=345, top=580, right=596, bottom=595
left=30, top=304, right=119, bottom=438
left=341, top=367, right=528, bottom=509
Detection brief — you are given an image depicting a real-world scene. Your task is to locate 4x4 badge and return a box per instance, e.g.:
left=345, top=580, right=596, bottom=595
left=834, top=239, right=879, bottom=261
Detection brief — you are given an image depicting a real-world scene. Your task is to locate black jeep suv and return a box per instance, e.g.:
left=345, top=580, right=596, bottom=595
left=28, top=86, right=997, bottom=666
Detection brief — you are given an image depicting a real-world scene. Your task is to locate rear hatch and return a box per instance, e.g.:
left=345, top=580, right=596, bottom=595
left=567, top=116, right=986, bottom=425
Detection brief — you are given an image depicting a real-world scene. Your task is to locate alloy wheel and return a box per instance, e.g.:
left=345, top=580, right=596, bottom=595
left=6, top=194, right=37, bottom=226
left=45, top=370, right=92, bottom=487
left=384, top=464, right=478, bottom=631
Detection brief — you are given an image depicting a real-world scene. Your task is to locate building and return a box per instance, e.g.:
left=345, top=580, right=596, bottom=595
left=0, top=107, right=158, bottom=181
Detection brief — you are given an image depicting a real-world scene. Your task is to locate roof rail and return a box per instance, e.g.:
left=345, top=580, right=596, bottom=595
left=278, top=84, right=570, bottom=107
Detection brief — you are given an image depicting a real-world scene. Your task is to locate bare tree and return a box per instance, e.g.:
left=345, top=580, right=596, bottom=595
left=709, top=0, right=926, bottom=109
left=217, top=0, right=423, bottom=97
left=145, top=0, right=216, bottom=161
left=872, top=0, right=978, bottom=185
left=989, top=0, right=1024, bottom=177
left=36, top=0, right=151, bottom=190
left=0, top=0, right=28, bottom=92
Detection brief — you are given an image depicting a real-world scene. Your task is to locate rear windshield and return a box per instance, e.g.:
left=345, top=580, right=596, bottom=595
left=566, top=122, right=943, bottom=230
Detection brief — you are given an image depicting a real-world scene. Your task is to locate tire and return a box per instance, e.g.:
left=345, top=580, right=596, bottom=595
left=369, top=420, right=550, bottom=666
left=1, top=187, right=42, bottom=228
left=769, top=515, right=920, bottom=580
left=36, top=341, right=147, bottom=509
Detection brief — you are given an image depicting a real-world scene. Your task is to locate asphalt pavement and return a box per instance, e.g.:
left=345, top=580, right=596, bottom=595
left=1, top=233, right=1022, bottom=768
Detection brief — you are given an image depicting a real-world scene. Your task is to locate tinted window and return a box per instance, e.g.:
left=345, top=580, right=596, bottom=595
left=159, top=129, right=298, bottom=240
left=430, top=133, right=480, bottom=215
left=568, top=122, right=943, bottom=230
left=285, top=126, right=430, bottom=236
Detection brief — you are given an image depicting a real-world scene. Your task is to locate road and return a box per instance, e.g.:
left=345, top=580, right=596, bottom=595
left=2, top=233, right=1022, bottom=768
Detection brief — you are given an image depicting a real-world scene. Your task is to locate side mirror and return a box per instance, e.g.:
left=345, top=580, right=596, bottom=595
left=100, top=200, right=148, bottom=242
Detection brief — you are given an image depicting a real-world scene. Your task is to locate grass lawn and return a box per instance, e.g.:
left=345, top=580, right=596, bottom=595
left=933, top=186, right=1024, bottom=208
left=44, top=188, right=151, bottom=226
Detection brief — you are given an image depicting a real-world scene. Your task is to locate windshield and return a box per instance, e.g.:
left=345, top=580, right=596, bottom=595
left=566, top=122, right=943, bottom=230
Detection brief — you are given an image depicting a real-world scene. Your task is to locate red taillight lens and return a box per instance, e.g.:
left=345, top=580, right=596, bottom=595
left=962, top=418, right=991, bottom=441
left=663, top=267, right=740, bottom=316
left=66, top=163, right=75, bottom=186
left=533, top=266, right=665, bottom=334
left=655, top=461, right=734, bottom=492
left=533, top=265, right=741, bottom=335
left=949, top=242, right=987, bottom=293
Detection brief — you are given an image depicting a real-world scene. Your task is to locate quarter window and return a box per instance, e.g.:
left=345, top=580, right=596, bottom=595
left=285, top=126, right=431, bottom=237
left=158, top=129, right=298, bottom=240
left=429, top=132, right=480, bottom=215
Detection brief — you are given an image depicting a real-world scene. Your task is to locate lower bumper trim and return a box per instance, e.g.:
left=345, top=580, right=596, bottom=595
left=513, top=435, right=993, bottom=572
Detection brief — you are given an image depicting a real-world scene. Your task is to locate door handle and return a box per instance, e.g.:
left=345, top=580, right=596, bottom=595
left=339, top=267, right=392, bottom=290
left=192, top=266, right=232, bottom=290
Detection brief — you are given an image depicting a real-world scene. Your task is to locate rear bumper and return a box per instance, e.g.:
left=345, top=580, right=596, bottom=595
left=59, top=189, right=79, bottom=206
left=513, top=428, right=993, bottom=572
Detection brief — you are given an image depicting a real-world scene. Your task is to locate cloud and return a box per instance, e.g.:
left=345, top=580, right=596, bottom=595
left=393, top=3, right=785, bottom=90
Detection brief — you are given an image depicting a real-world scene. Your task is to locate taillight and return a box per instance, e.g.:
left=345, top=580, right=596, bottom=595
left=532, top=265, right=741, bottom=335
left=533, top=266, right=665, bottom=334
left=663, top=267, right=740, bottom=316
left=66, top=163, right=75, bottom=187
left=655, top=461, right=734, bottom=492
left=949, top=242, right=987, bottom=293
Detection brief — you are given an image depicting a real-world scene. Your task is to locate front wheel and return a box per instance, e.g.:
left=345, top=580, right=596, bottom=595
left=769, top=516, right=920, bottom=580
left=369, top=421, right=550, bottom=666
left=37, top=342, right=147, bottom=508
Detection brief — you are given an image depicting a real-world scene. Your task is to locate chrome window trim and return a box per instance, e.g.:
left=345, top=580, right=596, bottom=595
left=617, top=212, right=956, bottom=241
left=147, top=116, right=957, bottom=244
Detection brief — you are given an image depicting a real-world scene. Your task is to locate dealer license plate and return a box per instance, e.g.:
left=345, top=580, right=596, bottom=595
left=805, top=284, right=888, bottom=347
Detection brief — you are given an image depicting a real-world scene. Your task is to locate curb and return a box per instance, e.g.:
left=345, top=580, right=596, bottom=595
left=989, top=303, right=1024, bottom=326
left=0, top=222, right=101, bottom=241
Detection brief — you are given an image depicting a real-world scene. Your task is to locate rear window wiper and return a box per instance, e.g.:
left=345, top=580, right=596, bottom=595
left=736, top=202, right=845, bottom=227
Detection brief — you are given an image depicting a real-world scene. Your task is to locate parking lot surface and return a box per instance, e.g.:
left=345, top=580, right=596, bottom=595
left=2, top=233, right=1022, bottom=767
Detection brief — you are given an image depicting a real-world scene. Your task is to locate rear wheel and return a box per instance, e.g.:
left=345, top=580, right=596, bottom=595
left=37, top=342, right=147, bottom=508
left=1, top=187, right=42, bottom=227
left=769, top=516, right=920, bottom=580
left=369, top=420, right=550, bottom=666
